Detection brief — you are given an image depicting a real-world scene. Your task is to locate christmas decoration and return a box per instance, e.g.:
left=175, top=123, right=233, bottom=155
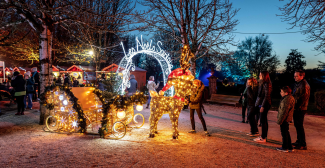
left=117, top=36, right=174, bottom=95
left=149, top=44, right=195, bottom=139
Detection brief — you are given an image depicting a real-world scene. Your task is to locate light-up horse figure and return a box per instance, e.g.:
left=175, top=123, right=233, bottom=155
left=148, top=45, right=195, bottom=139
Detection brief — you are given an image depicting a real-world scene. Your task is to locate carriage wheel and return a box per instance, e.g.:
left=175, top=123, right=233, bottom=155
left=133, top=113, right=145, bottom=128
left=112, top=121, right=126, bottom=139
left=46, top=116, right=59, bottom=132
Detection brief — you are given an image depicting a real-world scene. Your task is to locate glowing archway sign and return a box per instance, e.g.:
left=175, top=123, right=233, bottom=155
left=117, top=36, right=174, bottom=96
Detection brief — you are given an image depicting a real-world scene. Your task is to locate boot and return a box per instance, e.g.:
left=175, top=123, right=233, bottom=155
left=15, top=112, right=20, bottom=115
left=21, top=112, right=25, bottom=115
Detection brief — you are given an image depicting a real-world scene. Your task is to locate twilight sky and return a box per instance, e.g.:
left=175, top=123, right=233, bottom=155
left=228, top=0, right=324, bottom=69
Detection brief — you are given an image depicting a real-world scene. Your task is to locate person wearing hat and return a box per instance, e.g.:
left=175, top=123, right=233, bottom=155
left=97, top=73, right=106, bottom=91
left=11, top=71, right=26, bottom=115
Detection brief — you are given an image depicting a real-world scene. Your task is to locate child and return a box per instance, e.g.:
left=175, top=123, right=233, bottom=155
left=276, top=86, right=295, bottom=152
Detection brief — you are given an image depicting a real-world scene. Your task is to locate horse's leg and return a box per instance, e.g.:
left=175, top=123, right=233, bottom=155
left=169, top=106, right=182, bottom=139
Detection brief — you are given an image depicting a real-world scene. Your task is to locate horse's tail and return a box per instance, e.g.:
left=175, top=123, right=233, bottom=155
left=149, top=90, right=159, bottom=97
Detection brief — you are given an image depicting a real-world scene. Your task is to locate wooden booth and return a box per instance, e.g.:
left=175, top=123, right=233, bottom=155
left=98, top=64, right=147, bottom=90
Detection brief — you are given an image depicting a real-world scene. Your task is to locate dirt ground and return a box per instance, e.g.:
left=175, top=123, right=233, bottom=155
left=1, top=102, right=325, bottom=168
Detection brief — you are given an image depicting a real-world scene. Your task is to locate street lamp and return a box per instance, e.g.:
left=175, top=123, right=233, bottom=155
left=88, top=50, right=94, bottom=55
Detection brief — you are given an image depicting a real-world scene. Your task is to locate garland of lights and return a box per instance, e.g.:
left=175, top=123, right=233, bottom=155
left=41, top=85, right=87, bottom=133
left=117, top=36, right=174, bottom=96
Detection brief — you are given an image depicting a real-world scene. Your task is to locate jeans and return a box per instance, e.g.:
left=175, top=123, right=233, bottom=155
left=242, top=105, right=247, bottom=121
left=280, top=122, right=293, bottom=150
left=293, top=109, right=307, bottom=147
left=24, top=93, right=33, bottom=109
left=16, top=96, right=25, bottom=113
left=248, top=106, right=258, bottom=134
left=259, top=104, right=270, bottom=139
left=146, top=95, right=151, bottom=107
left=190, top=107, right=207, bottom=131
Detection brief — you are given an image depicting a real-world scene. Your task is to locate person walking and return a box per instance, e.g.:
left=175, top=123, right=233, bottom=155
left=146, top=76, right=159, bottom=108
left=292, top=70, right=310, bottom=150
left=31, top=67, right=39, bottom=101
left=276, top=86, right=295, bottom=152
left=246, top=77, right=259, bottom=136
left=11, top=71, right=26, bottom=115
left=72, top=77, right=79, bottom=87
left=24, top=72, right=34, bottom=110
left=188, top=80, right=210, bottom=136
left=127, top=74, right=137, bottom=96
left=254, top=71, right=272, bottom=143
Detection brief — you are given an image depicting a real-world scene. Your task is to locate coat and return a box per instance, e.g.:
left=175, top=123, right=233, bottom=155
left=98, top=78, right=105, bottom=91
left=26, top=77, right=35, bottom=93
left=247, top=86, right=258, bottom=107
left=127, top=77, right=138, bottom=94
left=147, top=81, right=159, bottom=92
left=255, top=81, right=272, bottom=108
left=64, top=76, right=72, bottom=87
left=189, top=84, right=205, bottom=109
left=277, top=94, right=295, bottom=125
left=11, top=75, right=26, bottom=96
left=293, top=79, right=310, bottom=111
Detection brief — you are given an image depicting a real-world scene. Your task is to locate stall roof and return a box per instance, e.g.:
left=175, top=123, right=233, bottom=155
left=100, top=64, right=146, bottom=72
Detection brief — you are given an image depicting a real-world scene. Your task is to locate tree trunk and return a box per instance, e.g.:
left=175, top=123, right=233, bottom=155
left=190, top=60, right=196, bottom=78
left=39, top=24, right=53, bottom=125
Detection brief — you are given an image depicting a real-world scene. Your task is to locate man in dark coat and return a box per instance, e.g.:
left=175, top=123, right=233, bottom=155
left=11, top=71, right=26, bottom=115
left=127, top=74, right=137, bottom=96
left=64, top=73, right=72, bottom=87
left=292, top=70, right=310, bottom=150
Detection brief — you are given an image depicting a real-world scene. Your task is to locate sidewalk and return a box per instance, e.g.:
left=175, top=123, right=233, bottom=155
left=1, top=102, right=325, bottom=167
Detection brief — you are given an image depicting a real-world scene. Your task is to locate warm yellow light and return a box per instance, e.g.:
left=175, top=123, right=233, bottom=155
left=117, top=110, right=126, bottom=119
left=89, top=50, right=94, bottom=55
left=136, top=104, right=143, bottom=111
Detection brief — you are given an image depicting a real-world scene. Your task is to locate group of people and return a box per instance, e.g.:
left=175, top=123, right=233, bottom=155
left=240, top=70, right=310, bottom=152
left=10, top=68, right=40, bottom=115
left=53, top=73, right=79, bottom=87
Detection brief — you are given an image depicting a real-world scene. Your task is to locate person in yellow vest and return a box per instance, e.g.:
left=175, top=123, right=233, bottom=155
left=188, top=79, right=210, bottom=136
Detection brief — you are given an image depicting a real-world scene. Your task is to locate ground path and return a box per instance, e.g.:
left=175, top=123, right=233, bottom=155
left=1, top=102, right=325, bottom=167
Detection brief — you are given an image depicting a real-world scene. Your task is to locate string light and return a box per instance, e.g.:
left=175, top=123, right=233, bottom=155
left=149, top=44, right=195, bottom=139
left=117, top=35, right=174, bottom=96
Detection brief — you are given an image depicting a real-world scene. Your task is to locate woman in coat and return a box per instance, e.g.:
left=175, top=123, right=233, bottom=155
left=11, top=71, right=26, bottom=115
left=146, top=76, right=159, bottom=108
left=254, top=71, right=272, bottom=143
left=246, top=77, right=259, bottom=136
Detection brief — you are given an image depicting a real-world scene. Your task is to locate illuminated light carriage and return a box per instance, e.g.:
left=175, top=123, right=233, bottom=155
left=44, top=86, right=147, bottom=139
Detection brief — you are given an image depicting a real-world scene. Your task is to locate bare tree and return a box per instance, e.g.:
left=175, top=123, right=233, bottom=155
left=137, top=0, right=239, bottom=75
left=0, top=0, right=142, bottom=124
left=279, top=0, right=325, bottom=51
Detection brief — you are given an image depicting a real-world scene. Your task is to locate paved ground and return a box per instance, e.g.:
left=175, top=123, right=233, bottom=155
left=1, top=101, right=325, bottom=167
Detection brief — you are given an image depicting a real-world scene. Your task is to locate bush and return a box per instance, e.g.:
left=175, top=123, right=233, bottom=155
left=315, top=90, right=325, bottom=112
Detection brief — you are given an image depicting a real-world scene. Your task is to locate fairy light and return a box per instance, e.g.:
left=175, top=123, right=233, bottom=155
left=117, top=35, right=174, bottom=96
left=148, top=44, right=195, bottom=139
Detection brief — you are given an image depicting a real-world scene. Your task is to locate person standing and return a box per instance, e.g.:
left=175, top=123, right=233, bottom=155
left=11, top=71, right=26, bottom=115
left=246, top=77, right=259, bottom=136
left=97, top=74, right=106, bottom=91
left=24, top=72, right=34, bottom=110
left=146, top=76, right=159, bottom=108
left=188, top=80, right=210, bottom=136
left=127, top=74, right=137, bottom=96
left=72, top=77, right=79, bottom=87
left=240, top=80, right=248, bottom=123
left=31, top=67, right=39, bottom=101
left=63, top=73, right=72, bottom=87
left=254, top=71, right=272, bottom=143
left=292, top=70, right=310, bottom=150
left=276, top=86, right=295, bottom=152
